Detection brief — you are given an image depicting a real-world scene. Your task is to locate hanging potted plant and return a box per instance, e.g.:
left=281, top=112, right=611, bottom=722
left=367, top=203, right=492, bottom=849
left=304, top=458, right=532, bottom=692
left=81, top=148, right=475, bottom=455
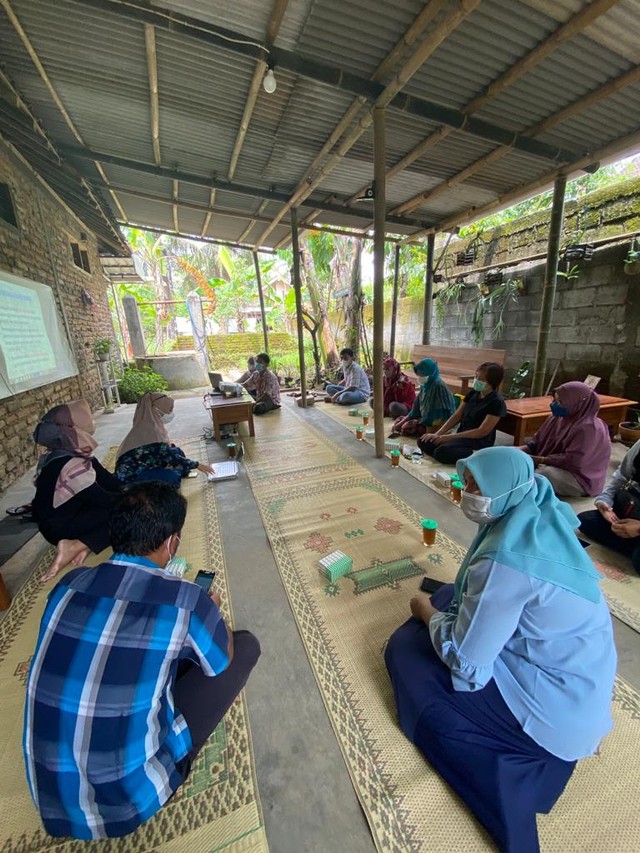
left=560, top=229, right=594, bottom=264
left=93, top=338, right=112, bottom=362
left=624, top=238, right=640, bottom=276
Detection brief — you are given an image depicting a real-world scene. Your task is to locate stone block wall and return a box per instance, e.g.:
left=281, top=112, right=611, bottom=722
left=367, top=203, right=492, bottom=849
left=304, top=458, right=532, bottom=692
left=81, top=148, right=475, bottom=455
left=0, top=141, right=117, bottom=493
left=430, top=242, right=640, bottom=401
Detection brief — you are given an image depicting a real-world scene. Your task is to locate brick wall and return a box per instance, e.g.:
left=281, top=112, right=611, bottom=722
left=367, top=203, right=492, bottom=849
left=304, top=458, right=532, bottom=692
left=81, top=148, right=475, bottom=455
left=0, top=141, right=117, bottom=493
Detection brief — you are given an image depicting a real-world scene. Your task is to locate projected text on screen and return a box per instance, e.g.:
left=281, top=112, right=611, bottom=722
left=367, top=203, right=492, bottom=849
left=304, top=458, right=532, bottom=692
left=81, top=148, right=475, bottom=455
left=0, top=270, right=78, bottom=399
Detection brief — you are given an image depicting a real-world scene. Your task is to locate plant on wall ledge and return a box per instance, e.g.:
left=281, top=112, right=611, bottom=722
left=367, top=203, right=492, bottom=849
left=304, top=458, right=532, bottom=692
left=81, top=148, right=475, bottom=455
left=93, top=338, right=113, bottom=362
left=470, top=278, right=525, bottom=345
left=624, top=237, right=640, bottom=275
left=434, top=278, right=466, bottom=327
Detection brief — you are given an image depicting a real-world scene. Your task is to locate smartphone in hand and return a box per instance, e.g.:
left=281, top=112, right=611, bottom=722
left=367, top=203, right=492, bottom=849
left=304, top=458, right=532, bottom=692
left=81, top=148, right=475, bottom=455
left=420, top=577, right=445, bottom=595
left=194, top=570, right=216, bottom=593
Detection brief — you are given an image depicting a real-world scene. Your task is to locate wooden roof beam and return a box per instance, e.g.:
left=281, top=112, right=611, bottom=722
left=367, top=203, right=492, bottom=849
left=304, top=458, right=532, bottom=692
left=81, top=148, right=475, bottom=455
left=252, top=0, right=481, bottom=248
left=353, top=0, right=620, bottom=212
left=408, top=125, right=640, bottom=240
left=228, top=0, right=290, bottom=184
left=1, top=0, right=128, bottom=236
left=121, top=221, right=278, bottom=254
left=393, top=62, right=640, bottom=218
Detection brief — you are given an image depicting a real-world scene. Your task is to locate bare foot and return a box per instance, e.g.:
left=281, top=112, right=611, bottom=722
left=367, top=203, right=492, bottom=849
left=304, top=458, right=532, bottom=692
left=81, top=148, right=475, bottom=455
left=42, top=539, right=90, bottom=583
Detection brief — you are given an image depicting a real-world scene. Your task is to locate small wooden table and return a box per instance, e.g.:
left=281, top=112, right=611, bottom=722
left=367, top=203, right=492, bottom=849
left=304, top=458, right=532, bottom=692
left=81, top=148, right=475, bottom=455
left=501, top=395, right=638, bottom=445
left=205, top=395, right=255, bottom=442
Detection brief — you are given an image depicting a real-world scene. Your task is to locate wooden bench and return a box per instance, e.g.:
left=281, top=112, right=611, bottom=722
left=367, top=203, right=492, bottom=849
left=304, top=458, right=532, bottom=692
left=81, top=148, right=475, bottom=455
left=502, top=395, right=638, bottom=445
left=407, top=345, right=507, bottom=395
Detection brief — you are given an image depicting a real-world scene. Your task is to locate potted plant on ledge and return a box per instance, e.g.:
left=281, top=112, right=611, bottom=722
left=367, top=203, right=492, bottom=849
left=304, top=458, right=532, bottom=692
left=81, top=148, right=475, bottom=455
left=619, top=411, right=640, bottom=446
left=94, top=338, right=112, bottom=362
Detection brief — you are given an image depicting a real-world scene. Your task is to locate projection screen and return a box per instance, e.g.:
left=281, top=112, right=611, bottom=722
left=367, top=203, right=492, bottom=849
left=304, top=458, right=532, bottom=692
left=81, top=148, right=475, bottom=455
left=0, top=269, right=79, bottom=400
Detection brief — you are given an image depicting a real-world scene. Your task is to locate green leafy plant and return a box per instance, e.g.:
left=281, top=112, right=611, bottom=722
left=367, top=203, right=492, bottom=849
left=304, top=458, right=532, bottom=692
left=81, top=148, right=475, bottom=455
left=117, top=366, right=168, bottom=403
left=435, top=279, right=466, bottom=327
left=557, top=264, right=581, bottom=282
left=93, top=338, right=113, bottom=356
left=470, top=279, right=523, bottom=345
left=625, top=238, right=640, bottom=265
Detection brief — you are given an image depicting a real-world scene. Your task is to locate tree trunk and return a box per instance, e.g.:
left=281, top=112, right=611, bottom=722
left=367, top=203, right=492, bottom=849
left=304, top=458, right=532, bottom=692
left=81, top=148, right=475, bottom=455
left=344, top=239, right=363, bottom=362
left=300, top=244, right=338, bottom=368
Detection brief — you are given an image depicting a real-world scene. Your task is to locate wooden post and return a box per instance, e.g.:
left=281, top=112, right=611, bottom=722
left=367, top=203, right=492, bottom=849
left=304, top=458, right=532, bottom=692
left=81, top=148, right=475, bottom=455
left=532, top=175, right=567, bottom=396
left=252, top=250, right=269, bottom=352
left=372, top=105, right=386, bottom=458
left=290, top=208, right=308, bottom=406
left=422, top=233, right=435, bottom=344
left=389, top=244, right=400, bottom=357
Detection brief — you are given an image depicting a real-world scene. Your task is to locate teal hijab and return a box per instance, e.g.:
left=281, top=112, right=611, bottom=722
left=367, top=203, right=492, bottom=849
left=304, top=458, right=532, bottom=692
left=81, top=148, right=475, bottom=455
left=413, top=358, right=456, bottom=425
left=451, top=447, right=602, bottom=610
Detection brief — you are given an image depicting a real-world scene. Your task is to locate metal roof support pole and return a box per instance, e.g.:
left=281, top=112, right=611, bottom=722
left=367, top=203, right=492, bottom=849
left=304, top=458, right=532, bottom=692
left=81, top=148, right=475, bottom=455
left=372, top=105, right=386, bottom=459
left=532, top=175, right=567, bottom=397
left=252, top=251, right=269, bottom=353
left=422, top=233, right=435, bottom=344
left=290, top=207, right=307, bottom=407
left=389, top=244, right=400, bottom=358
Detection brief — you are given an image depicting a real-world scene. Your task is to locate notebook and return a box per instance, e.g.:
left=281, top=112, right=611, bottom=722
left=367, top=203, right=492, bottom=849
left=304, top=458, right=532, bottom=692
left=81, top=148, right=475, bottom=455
left=207, top=461, right=240, bottom=482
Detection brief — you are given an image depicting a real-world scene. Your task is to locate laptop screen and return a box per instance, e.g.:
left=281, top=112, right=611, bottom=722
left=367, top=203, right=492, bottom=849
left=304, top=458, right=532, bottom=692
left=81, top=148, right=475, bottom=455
left=208, top=371, right=224, bottom=390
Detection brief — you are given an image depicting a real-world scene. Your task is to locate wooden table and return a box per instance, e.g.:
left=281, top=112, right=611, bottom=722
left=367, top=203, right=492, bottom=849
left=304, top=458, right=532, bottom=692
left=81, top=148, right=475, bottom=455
left=501, top=395, right=638, bottom=445
left=205, top=395, right=255, bottom=442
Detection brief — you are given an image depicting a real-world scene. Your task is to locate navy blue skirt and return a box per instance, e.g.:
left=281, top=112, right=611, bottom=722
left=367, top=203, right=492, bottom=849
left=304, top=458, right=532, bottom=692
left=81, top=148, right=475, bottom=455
left=385, top=585, right=575, bottom=853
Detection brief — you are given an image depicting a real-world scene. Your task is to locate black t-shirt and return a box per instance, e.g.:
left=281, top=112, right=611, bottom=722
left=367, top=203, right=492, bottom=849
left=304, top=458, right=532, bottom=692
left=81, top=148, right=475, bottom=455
left=458, top=390, right=506, bottom=437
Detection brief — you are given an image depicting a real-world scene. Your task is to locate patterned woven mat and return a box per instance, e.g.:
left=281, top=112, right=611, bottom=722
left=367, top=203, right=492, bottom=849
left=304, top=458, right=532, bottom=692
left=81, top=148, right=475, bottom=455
left=244, top=404, right=640, bottom=852
left=315, top=399, right=640, bottom=637
left=0, top=440, right=268, bottom=853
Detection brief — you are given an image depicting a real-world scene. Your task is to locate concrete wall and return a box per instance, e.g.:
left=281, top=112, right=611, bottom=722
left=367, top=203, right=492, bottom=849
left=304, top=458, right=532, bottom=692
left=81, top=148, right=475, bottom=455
left=329, top=243, right=640, bottom=401
left=0, top=141, right=116, bottom=493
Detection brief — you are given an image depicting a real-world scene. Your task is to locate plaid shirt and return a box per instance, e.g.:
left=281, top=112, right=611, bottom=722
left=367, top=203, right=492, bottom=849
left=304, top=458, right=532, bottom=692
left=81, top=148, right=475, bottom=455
left=23, top=554, right=230, bottom=840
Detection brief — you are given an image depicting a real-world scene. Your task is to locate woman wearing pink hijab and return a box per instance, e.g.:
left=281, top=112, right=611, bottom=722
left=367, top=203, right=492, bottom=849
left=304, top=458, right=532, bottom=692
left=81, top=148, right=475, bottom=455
left=518, top=381, right=611, bottom=497
left=32, top=399, right=122, bottom=581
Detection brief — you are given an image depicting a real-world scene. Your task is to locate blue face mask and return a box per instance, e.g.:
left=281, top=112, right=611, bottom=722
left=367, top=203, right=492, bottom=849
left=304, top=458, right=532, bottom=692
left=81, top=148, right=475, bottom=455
left=472, top=378, right=487, bottom=392
left=550, top=400, right=569, bottom=417
left=256, top=363, right=266, bottom=372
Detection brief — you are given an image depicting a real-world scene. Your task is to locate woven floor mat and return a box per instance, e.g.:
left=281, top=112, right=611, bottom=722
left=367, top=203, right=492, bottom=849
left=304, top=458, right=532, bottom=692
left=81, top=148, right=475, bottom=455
left=243, top=404, right=640, bottom=852
left=0, top=439, right=267, bottom=853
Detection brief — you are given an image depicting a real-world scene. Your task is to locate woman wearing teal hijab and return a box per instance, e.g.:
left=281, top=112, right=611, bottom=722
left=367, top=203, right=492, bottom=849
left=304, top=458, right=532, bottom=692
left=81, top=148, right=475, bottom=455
left=385, top=447, right=616, bottom=853
left=390, top=358, right=456, bottom=438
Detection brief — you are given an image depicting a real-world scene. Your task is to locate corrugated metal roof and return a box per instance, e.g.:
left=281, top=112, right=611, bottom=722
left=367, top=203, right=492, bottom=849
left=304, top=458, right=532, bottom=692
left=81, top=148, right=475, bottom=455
left=1, top=0, right=639, bottom=250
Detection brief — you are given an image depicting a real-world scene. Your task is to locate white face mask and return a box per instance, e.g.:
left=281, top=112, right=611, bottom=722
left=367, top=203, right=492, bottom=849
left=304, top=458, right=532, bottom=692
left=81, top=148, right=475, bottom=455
left=417, top=376, right=429, bottom=385
left=460, top=480, right=534, bottom=524
left=161, top=412, right=175, bottom=424
left=341, top=359, right=350, bottom=369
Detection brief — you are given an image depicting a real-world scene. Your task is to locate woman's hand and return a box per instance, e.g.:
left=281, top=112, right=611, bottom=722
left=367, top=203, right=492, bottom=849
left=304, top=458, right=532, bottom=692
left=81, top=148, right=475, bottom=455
left=611, top=519, right=640, bottom=539
left=529, top=455, right=546, bottom=467
left=410, top=592, right=439, bottom=624
left=432, top=433, right=454, bottom=446
left=197, top=462, right=216, bottom=476
left=422, top=430, right=442, bottom=444
left=596, top=501, right=619, bottom=526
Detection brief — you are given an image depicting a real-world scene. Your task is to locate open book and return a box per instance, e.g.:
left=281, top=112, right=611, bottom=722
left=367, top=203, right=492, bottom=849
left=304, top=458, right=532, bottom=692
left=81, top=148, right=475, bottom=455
left=207, top=461, right=240, bottom=482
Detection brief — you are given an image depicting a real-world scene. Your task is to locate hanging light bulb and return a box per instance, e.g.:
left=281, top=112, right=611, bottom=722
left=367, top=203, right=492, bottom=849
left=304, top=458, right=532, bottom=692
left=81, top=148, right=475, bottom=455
left=263, top=65, right=277, bottom=94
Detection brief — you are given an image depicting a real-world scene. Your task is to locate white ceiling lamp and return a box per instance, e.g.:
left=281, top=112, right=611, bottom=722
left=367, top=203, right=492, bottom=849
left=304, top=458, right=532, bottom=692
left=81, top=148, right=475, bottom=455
left=263, top=62, right=277, bottom=94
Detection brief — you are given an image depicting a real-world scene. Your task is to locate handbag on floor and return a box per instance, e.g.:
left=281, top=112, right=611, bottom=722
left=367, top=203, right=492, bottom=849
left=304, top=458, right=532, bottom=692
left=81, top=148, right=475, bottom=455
left=613, top=480, right=640, bottom=520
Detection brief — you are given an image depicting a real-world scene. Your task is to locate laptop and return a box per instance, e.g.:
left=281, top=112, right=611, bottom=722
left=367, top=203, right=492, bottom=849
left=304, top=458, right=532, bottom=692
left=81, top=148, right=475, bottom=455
left=208, top=371, right=225, bottom=391
left=207, top=461, right=240, bottom=482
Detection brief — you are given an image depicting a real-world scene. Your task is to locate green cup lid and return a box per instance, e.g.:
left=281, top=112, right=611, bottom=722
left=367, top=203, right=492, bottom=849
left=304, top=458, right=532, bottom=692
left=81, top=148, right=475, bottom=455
left=421, top=519, right=438, bottom=529
left=390, top=449, right=401, bottom=456
left=227, top=441, right=236, bottom=447
left=451, top=478, right=463, bottom=487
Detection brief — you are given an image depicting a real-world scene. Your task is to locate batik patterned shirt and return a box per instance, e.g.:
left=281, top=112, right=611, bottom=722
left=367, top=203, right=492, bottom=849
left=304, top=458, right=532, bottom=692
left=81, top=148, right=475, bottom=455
left=23, top=554, right=229, bottom=839
left=115, top=442, right=198, bottom=483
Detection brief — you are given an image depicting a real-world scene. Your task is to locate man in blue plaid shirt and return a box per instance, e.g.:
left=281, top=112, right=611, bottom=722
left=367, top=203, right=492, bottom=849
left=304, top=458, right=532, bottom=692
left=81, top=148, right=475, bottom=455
left=23, top=481, right=260, bottom=839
